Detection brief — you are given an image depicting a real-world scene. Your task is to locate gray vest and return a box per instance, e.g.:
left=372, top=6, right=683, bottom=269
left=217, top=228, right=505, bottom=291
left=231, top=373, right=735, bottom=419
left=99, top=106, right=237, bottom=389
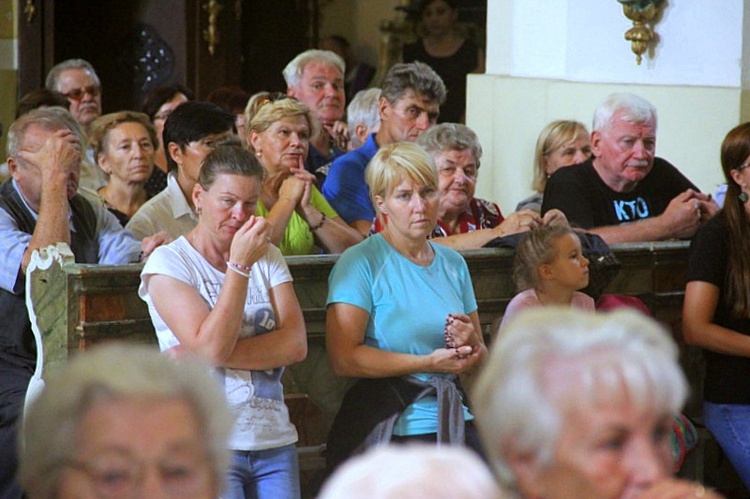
left=0, top=180, right=99, bottom=360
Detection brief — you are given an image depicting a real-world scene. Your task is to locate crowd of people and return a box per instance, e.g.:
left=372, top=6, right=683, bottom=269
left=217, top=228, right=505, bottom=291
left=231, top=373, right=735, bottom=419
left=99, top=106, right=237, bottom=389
left=0, top=6, right=742, bottom=496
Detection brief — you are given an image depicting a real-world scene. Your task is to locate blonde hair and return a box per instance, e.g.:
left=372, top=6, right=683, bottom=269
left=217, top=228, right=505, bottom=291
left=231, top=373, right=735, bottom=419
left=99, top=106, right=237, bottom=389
left=365, top=142, right=438, bottom=219
left=89, top=111, right=157, bottom=158
left=245, top=92, right=318, bottom=151
left=512, top=224, right=576, bottom=292
left=532, top=120, right=588, bottom=193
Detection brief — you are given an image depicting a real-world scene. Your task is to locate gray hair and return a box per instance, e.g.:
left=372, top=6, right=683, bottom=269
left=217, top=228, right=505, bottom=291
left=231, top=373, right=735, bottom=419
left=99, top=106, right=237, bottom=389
left=473, top=308, right=687, bottom=495
left=318, top=444, right=501, bottom=499
left=592, top=92, right=658, bottom=133
left=19, top=344, right=234, bottom=499
left=282, top=49, right=345, bottom=90
left=416, top=123, right=482, bottom=168
left=6, top=107, right=82, bottom=159
left=381, top=62, right=447, bottom=106
left=45, top=58, right=101, bottom=92
left=347, top=88, right=381, bottom=149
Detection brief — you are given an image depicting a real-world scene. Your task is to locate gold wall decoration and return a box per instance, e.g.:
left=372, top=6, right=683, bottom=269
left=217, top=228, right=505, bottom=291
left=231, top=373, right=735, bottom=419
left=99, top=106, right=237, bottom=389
left=617, top=0, right=665, bottom=65
left=203, top=0, right=223, bottom=56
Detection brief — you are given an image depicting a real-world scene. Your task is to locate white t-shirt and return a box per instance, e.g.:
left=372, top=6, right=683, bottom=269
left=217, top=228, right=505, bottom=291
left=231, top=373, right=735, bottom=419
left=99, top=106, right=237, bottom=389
left=140, top=236, right=298, bottom=451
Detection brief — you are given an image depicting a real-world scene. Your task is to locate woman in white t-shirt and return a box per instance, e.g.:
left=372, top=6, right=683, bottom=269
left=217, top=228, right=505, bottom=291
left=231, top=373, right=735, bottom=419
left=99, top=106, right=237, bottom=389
left=139, top=145, right=307, bottom=499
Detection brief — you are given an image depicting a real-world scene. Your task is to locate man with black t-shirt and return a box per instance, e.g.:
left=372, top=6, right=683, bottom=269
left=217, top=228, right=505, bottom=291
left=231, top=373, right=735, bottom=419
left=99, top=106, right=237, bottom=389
left=542, top=93, right=718, bottom=244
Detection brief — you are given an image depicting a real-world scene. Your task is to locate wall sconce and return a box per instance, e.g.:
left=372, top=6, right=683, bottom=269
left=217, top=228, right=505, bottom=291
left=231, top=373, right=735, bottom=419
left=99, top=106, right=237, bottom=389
left=617, top=0, right=665, bottom=65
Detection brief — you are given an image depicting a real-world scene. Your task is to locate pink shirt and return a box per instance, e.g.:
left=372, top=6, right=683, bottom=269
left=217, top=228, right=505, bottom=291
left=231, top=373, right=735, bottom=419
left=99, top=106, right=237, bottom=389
left=499, top=289, right=595, bottom=330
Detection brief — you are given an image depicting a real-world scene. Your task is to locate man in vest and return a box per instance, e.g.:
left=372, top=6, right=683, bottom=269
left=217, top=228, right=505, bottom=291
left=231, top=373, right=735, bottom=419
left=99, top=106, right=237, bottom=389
left=0, top=108, right=167, bottom=497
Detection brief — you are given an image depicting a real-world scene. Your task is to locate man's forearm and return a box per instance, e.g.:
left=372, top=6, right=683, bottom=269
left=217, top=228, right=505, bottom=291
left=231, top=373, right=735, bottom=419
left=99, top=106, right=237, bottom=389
left=22, top=186, right=70, bottom=273
left=589, top=215, right=671, bottom=245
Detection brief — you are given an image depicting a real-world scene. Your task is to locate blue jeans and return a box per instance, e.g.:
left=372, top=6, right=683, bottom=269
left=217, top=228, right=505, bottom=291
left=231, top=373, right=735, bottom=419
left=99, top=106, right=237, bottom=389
left=704, top=401, right=750, bottom=489
left=224, top=444, right=300, bottom=499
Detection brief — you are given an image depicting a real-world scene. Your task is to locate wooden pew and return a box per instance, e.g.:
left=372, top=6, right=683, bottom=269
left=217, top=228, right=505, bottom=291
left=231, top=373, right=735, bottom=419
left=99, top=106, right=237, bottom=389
left=28, top=241, right=694, bottom=421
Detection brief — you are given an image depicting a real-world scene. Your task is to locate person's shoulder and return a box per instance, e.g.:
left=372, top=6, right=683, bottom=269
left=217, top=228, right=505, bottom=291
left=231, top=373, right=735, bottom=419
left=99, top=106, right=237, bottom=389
left=471, top=196, right=501, bottom=214
left=432, top=240, right=466, bottom=263
left=547, top=159, right=595, bottom=185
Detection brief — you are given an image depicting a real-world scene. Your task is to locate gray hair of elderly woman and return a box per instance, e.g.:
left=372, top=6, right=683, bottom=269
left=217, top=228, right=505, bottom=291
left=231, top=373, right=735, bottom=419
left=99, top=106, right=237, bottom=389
left=199, top=144, right=266, bottom=191
left=282, top=49, right=345, bottom=90
left=531, top=120, right=589, bottom=193
left=6, top=107, right=86, bottom=159
left=416, top=122, right=483, bottom=168
left=473, top=307, right=687, bottom=495
left=19, top=344, right=234, bottom=499
left=88, top=111, right=158, bottom=159
left=45, top=58, right=101, bottom=91
left=592, top=92, right=658, bottom=133
left=381, top=61, right=447, bottom=106
left=365, top=141, right=438, bottom=212
left=347, top=88, right=381, bottom=149
left=245, top=92, right=319, bottom=151
left=318, top=444, right=502, bottom=499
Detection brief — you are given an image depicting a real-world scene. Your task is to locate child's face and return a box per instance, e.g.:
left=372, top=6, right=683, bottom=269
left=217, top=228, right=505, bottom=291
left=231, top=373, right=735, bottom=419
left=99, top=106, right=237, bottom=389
left=545, top=233, right=590, bottom=291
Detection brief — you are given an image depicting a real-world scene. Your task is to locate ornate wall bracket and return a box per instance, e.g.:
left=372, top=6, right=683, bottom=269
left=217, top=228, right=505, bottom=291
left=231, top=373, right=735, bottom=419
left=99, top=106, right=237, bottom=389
left=203, top=0, right=223, bottom=56
left=617, top=0, right=665, bottom=65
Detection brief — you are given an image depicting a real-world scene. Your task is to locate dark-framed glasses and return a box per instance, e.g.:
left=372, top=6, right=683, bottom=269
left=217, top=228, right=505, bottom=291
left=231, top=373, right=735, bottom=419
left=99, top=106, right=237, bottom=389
left=64, top=85, right=101, bottom=102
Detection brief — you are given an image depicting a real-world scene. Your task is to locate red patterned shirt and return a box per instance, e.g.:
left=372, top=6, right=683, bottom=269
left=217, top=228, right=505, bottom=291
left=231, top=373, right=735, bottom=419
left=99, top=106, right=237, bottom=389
left=429, top=197, right=504, bottom=238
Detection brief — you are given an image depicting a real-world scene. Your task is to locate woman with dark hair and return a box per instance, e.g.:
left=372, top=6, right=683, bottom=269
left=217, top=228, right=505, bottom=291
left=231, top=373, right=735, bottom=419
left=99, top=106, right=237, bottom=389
left=140, top=83, right=194, bottom=195
left=402, top=0, right=484, bottom=124
left=683, top=122, right=750, bottom=489
left=140, top=145, right=307, bottom=498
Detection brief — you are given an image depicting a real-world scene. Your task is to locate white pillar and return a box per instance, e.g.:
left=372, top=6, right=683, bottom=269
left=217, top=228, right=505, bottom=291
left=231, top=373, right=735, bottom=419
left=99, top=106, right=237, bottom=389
left=469, top=0, right=750, bottom=215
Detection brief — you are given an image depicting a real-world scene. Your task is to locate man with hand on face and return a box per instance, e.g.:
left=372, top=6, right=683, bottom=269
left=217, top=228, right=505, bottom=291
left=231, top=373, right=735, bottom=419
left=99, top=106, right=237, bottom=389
left=284, top=49, right=348, bottom=175
left=0, top=108, right=168, bottom=497
left=322, top=61, right=446, bottom=236
left=542, top=93, right=718, bottom=244
left=45, top=58, right=107, bottom=191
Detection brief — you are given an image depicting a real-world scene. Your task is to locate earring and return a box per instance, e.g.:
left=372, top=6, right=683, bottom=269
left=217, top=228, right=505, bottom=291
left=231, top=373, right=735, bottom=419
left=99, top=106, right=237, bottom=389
left=740, top=192, right=749, bottom=203
left=196, top=206, right=202, bottom=216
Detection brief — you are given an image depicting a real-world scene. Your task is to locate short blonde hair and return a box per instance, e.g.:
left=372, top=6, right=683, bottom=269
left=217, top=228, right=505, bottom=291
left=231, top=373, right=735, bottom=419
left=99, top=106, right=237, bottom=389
left=365, top=142, right=438, bottom=215
left=89, top=111, right=157, bottom=158
left=245, top=93, right=318, bottom=151
left=532, top=120, right=588, bottom=193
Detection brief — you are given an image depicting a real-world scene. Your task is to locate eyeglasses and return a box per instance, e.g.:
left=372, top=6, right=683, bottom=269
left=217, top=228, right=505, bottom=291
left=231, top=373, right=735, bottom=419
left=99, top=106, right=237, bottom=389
left=737, top=161, right=750, bottom=172
left=63, top=85, right=101, bottom=102
left=59, top=450, right=211, bottom=497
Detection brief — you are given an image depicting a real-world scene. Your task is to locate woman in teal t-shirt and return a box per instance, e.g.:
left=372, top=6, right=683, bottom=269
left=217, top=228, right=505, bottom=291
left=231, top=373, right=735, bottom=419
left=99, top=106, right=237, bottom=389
left=325, top=142, right=488, bottom=471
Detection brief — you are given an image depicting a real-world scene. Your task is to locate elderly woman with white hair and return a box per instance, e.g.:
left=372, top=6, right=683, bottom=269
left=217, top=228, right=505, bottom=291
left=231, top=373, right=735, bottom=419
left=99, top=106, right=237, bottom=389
left=414, top=123, right=562, bottom=250
left=473, top=308, right=720, bottom=499
left=19, top=344, right=234, bottom=499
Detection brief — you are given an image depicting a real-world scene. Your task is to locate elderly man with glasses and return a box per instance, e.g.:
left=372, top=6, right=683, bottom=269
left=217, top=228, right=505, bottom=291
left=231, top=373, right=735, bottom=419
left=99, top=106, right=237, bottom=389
left=45, top=59, right=102, bottom=134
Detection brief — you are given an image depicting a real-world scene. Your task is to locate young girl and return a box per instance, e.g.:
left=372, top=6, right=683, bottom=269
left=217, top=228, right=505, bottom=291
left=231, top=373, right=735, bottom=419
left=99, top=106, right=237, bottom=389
left=500, top=223, right=594, bottom=329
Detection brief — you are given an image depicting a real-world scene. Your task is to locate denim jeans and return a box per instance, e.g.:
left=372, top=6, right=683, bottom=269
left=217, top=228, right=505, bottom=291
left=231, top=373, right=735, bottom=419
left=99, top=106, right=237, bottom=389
left=224, top=443, right=300, bottom=499
left=704, top=401, right=750, bottom=489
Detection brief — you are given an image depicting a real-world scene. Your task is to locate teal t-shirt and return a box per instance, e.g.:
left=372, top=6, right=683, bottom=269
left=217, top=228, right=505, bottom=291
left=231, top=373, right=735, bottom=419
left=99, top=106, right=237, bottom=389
left=327, top=234, right=477, bottom=435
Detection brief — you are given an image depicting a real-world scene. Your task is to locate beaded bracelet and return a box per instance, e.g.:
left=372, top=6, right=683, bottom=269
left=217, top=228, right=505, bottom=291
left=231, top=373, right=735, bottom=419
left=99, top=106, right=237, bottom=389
left=311, top=213, right=327, bottom=231
left=226, top=261, right=251, bottom=278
